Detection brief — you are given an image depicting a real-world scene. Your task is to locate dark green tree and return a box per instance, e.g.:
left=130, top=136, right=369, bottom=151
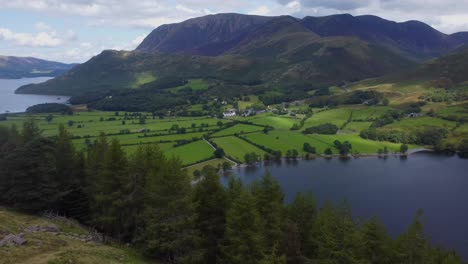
left=193, top=170, right=228, bottom=263
left=222, top=190, right=265, bottom=264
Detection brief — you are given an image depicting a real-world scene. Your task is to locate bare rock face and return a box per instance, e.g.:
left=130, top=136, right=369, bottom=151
left=0, top=234, right=27, bottom=247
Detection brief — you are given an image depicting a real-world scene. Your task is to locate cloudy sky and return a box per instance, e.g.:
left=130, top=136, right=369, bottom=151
left=1, top=0, right=468, bottom=63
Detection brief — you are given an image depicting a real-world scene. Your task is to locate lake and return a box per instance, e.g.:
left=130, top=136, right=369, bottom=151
left=0, top=77, right=70, bottom=113
left=222, top=152, right=468, bottom=259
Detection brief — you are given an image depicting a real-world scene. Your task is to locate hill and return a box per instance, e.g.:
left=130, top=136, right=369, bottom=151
left=18, top=15, right=416, bottom=98
left=0, top=56, right=76, bottom=79
left=137, top=13, right=272, bottom=55
left=0, top=207, right=149, bottom=264
left=137, top=13, right=467, bottom=62
left=301, top=14, right=464, bottom=61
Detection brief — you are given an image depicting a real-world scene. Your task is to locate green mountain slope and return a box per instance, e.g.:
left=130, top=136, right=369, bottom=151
left=17, top=15, right=415, bottom=98
left=0, top=55, right=75, bottom=79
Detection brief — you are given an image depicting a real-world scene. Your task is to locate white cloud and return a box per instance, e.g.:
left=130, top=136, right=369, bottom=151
left=0, top=27, right=63, bottom=47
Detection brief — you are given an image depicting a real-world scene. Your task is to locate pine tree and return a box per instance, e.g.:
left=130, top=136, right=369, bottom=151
left=21, top=118, right=41, bottom=143
left=252, top=173, right=286, bottom=252
left=222, top=190, right=265, bottom=264
left=311, top=202, right=361, bottom=263
left=126, top=145, right=165, bottom=240
left=2, top=137, right=59, bottom=212
left=361, top=217, right=391, bottom=264
left=193, top=169, right=227, bottom=263
left=287, top=192, right=316, bottom=261
left=394, top=210, right=432, bottom=264
left=139, top=157, right=200, bottom=263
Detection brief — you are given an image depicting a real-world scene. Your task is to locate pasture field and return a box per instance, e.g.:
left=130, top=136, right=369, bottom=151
left=165, top=140, right=214, bottom=165
left=303, top=108, right=351, bottom=128
left=342, top=122, right=372, bottom=133
left=0, top=104, right=463, bottom=166
left=381, top=116, right=457, bottom=132
left=311, top=134, right=405, bottom=154
left=238, top=95, right=261, bottom=111
left=248, top=115, right=301, bottom=130
left=184, top=158, right=236, bottom=176
left=210, top=123, right=264, bottom=137
left=350, top=106, right=392, bottom=121
left=244, top=130, right=406, bottom=155
left=244, top=130, right=332, bottom=155
left=212, top=136, right=266, bottom=162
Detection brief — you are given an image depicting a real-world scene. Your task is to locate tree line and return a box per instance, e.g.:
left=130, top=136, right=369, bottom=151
left=0, top=120, right=463, bottom=264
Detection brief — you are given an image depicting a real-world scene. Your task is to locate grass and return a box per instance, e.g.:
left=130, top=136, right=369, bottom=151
left=342, top=122, right=372, bottom=133
left=184, top=158, right=236, bottom=176
left=210, top=124, right=264, bottom=137
left=248, top=115, right=301, bottom=130
left=238, top=96, right=261, bottom=111
left=381, top=117, right=457, bottom=132
left=131, top=71, right=157, bottom=88
left=244, top=130, right=412, bottom=155
left=304, top=108, right=352, bottom=128
left=168, top=79, right=210, bottom=92
left=212, top=136, right=266, bottom=162
left=0, top=207, right=150, bottom=264
left=165, top=140, right=214, bottom=166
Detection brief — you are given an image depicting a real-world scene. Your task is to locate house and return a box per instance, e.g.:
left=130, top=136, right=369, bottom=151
left=223, top=109, right=237, bottom=118
left=407, top=112, right=421, bottom=118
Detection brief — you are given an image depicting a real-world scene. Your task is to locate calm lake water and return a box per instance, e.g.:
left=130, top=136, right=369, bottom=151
left=222, top=152, right=468, bottom=259
left=0, top=77, right=70, bottom=113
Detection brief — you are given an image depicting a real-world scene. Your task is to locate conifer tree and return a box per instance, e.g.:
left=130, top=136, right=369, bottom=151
left=193, top=169, right=227, bottom=263
left=222, top=190, right=265, bottom=264
left=139, top=157, right=200, bottom=263
left=394, top=210, right=432, bottom=264
left=287, top=193, right=316, bottom=261
left=252, top=173, right=286, bottom=253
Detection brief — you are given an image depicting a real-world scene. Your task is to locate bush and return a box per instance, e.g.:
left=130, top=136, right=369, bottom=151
left=303, top=123, right=339, bottom=135
left=303, top=143, right=316, bottom=154
left=26, top=103, right=72, bottom=114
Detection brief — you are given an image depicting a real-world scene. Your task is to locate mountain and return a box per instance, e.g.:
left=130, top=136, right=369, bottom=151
left=21, top=13, right=421, bottom=97
left=17, top=38, right=415, bottom=97
left=0, top=55, right=76, bottom=79
left=301, top=14, right=463, bottom=61
left=137, top=13, right=466, bottom=62
left=451, top=32, right=468, bottom=43
left=137, top=13, right=272, bottom=56
left=414, top=46, right=468, bottom=84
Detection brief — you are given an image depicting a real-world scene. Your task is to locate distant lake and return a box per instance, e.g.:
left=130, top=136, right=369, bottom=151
left=0, top=77, right=70, bottom=113
left=222, top=152, right=468, bottom=259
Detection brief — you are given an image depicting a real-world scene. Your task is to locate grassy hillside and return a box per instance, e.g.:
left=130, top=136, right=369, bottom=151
left=0, top=207, right=149, bottom=264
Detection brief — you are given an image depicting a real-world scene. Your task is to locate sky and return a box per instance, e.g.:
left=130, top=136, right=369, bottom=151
left=1, top=0, right=468, bottom=63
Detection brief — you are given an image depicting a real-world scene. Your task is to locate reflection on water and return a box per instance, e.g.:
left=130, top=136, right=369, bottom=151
left=221, top=153, right=468, bottom=259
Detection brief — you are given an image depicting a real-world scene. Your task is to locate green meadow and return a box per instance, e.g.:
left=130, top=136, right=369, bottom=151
left=3, top=100, right=465, bottom=166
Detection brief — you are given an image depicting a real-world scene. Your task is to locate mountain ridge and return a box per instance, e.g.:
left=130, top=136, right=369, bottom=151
left=0, top=55, right=76, bottom=79
left=136, top=13, right=468, bottom=61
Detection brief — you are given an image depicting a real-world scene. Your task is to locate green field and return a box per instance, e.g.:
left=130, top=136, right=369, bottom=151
left=212, top=136, right=266, bottom=162
left=210, top=123, right=264, bottom=137
left=244, top=130, right=406, bottom=155
left=381, top=116, right=457, bottom=132
left=342, top=122, right=372, bottom=133
left=165, top=140, right=214, bottom=165
left=248, top=115, right=301, bottom=129
left=303, top=108, right=351, bottom=128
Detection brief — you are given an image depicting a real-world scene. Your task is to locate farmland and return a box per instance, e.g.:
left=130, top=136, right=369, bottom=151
left=1, top=100, right=466, bottom=169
